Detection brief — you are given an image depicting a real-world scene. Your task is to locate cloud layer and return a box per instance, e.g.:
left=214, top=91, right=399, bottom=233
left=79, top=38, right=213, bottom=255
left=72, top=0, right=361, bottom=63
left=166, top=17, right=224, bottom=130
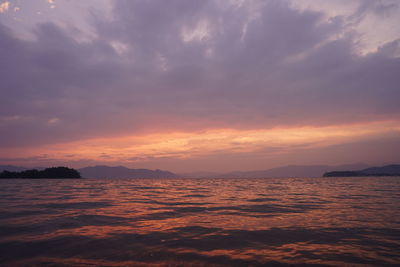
left=0, top=0, right=399, bottom=170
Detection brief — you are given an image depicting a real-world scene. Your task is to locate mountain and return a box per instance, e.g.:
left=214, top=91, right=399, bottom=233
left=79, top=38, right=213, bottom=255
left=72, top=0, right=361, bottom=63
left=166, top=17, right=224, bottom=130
left=361, top=165, right=400, bottom=175
left=78, top=165, right=179, bottom=179
left=178, top=171, right=222, bottom=178
left=324, top=164, right=400, bottom=177
left=211, top=163, right=371, bottom=178
left=1, top=163, right=386, bottom=179
left=0, top=165, right=27, bottom=172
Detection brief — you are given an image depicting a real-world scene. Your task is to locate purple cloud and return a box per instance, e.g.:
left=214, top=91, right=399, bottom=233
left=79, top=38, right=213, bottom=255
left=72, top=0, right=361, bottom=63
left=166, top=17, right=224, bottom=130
left=0, top=0, right=399, bottom=149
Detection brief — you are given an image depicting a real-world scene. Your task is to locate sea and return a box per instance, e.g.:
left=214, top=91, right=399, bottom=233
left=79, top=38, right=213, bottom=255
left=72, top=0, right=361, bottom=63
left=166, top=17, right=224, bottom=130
left=0, top=177, right=399, bottom=266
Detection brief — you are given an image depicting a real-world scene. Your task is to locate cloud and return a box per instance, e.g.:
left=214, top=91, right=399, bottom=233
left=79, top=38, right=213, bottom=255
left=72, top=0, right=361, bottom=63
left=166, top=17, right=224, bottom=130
left=48, top=117, right=60, bottom=124
left=0, top=0, right=399, bottom=169
left=0, top=1, right=9, bottom=13
left=351, top=0, right=399, bottom=21
left=2, top=120, right=398, bottom=171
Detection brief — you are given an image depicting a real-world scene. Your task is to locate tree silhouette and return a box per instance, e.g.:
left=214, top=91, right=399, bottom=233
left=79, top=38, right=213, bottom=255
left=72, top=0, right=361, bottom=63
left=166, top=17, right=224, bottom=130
left=0, top=167, right=81, bottom=179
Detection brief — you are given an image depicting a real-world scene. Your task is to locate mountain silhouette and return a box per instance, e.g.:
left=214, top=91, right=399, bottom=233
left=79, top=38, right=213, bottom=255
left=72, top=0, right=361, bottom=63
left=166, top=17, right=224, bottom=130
left=1, top=164, right=374, bottom=179
left=78, top=165, right=179, bottom=179
left=202, top=164, right=371, bottom=178
left=324, top=164, right=400, bottom=177
left=0, top=165, right=27, bottom=172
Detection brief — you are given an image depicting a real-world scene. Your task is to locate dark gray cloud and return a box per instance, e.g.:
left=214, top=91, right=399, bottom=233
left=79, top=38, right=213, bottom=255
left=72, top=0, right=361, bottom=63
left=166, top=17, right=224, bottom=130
left=0, top=0, right=399, bottom=147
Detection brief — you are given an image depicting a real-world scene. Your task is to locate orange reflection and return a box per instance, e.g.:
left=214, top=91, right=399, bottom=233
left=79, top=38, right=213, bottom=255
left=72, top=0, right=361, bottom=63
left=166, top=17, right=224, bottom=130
left=1, top=177, right=400, bottom=265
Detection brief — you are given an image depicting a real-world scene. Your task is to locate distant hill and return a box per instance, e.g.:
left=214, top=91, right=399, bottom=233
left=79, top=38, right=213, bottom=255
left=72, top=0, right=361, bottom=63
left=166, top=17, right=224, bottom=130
left=3, top=163, right=391, bottom=179
left=78, top=165, right=179, bottom=179
left=362, top=165, right=400, bottom=175
left=0, top=165, right=27, bottom=172
left=210, top=164, right=371, bottom=178
left=178, top=171, right=222, bottom=178
left=324, top=164, right=400, bottom=177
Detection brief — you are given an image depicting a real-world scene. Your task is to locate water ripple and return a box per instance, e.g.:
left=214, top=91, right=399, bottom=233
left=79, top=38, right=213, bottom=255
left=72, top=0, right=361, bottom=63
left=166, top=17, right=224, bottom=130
left=0, top=177, right=399, bottom=266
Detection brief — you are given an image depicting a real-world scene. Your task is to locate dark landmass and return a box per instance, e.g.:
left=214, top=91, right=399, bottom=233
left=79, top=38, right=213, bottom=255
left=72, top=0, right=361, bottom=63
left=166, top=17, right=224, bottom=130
left=0, top=167, right=81, bottom=179
left=78, top=165, right=179, bottom=179
left=323, top=171, right=365, bottom=177
left=2, top=163, right=397, bottom=179
left=0, top=165, right=45, bottom=172
left=323, top=164, right=400, bottom=177
left=0, top=165, right=27, bottom=172
left=1, top=163, right=373, bottom=179
left=182, top=163, right=370, bottom=178
left=178, top=171, right=222, bottom=178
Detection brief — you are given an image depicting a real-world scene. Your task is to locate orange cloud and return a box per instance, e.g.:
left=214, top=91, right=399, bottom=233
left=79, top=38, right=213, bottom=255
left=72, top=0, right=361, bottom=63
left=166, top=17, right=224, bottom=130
left=2, top=120, right=398, bottom=168
left=0, top=2, right=10, bottom=13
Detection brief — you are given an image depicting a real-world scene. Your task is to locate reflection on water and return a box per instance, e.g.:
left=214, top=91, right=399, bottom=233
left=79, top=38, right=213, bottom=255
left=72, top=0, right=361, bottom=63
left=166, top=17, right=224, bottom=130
left=0, top=177, right=400, bottom=266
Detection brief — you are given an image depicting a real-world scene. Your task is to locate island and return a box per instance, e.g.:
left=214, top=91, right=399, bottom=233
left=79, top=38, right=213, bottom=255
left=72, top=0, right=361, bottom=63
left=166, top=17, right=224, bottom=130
left=323, top=164, right=400, bottom=177
left=0, top=167, right=81, bottom=179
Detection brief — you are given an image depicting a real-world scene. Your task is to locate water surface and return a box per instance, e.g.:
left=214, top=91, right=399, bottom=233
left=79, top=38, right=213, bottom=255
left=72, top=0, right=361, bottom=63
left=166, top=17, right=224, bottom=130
left=1, top=177, right=399, bottom=266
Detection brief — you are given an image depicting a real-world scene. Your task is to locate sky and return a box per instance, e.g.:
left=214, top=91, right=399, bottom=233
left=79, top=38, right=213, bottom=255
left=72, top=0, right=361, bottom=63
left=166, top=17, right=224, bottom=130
left=0, top=0, right=399, bottom=172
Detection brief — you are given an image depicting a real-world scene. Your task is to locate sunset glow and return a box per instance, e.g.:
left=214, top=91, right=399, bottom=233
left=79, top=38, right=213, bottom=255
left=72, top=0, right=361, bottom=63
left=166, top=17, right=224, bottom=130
left=2, top=120, right=398, bottom=171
